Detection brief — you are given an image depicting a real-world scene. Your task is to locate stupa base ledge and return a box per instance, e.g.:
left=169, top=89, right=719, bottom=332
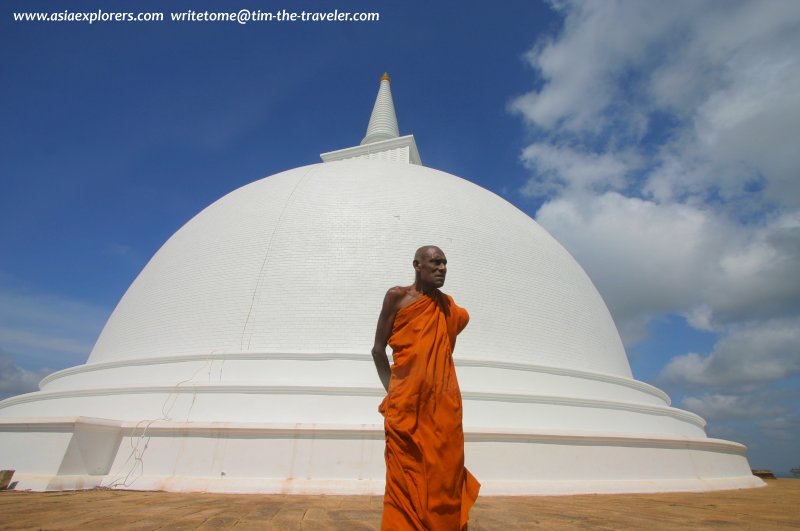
left=0, top=417, right=764, bottom=495
left=4, top=473, right=765, bottom=496
left=2, top=472, right=387, bottom=494
left=477, top=476, right=765, bottom=496
left=117, top=476, right=386, bottom=495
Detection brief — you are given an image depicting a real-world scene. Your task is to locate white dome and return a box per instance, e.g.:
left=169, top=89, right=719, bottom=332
left=0, top=77, right=758, bottom=494
left=89, top=159, right=631, bottom=378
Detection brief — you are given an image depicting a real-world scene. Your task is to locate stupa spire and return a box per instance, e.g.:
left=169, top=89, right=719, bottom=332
left=320, top=72, right=421, bottom=165
left=360, top=72, right=400, bottom=145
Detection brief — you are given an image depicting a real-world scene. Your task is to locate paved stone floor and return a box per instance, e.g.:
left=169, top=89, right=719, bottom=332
left=1, top=479, right=798, bottom=530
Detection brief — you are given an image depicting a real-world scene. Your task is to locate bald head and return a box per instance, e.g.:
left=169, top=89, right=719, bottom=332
left=413, top=246, right=447, bottom=290
left=414, top=245, right=443, bottom=264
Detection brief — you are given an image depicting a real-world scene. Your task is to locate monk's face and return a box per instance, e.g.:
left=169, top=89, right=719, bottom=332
left=415, top=247, right=447, bottom=288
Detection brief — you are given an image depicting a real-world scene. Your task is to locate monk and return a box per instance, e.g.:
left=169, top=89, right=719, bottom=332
left=371, top=245, right=480, bottom=530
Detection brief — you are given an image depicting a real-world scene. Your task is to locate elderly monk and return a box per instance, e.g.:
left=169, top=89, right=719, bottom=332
left=371, top=245, right=480, bottom=530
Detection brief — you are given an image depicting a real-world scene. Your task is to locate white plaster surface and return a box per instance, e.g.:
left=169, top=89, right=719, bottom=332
left=0, top=418, right=761, bottom=494
left=0, top=157, right=760, bottom=493
left=85, top=160, right=631, bottom=377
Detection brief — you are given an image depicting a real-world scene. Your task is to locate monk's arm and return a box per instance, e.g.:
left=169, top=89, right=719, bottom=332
left=371, top=288, right=402, bottom=392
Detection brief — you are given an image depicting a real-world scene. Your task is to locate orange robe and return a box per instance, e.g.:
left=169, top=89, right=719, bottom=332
left=379, top=290, right=480, bottom=530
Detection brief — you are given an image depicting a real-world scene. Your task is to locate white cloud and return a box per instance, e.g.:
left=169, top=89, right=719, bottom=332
left=679, top=385, right=800, bottom=468
left=0, top=351, right=49, bottom=400
left=536, top=192, right=734, bottom=342
left=681, top=393, right=785, bottom=421
left=510, top=1, right=683, bottom=134
left=513, top=0, right=800, bottom=210
left=513, top=0, right=800, bottom=199
left=511, top=2, right=800, bottom=473
left=648, top=45, right=800, bottom=209
left=0, top=329, right=90, bottom=356
left=537, top=194, right=800, bottom=342
left=520, top=143, right=634, bottom=198
left=660, top=317, right=800, bottom=388
left=684, top=305, right=714, bottom=332
left=512, top=1, right=800, bottom=352
left=0, top=281, right=108, bottom=371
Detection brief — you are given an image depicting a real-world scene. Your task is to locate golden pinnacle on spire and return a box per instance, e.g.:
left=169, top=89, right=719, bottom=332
left=381, top=72, right=391, bottom=83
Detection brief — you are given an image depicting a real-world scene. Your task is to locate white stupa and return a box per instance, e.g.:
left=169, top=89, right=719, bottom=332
left=0, top=74, right=761, bottom=494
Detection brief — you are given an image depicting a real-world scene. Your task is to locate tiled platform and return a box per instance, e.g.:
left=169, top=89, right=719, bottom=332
left=1, top=479, right=797, bottom=530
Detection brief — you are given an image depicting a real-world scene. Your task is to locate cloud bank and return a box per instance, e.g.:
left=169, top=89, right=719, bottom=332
left=512, top=0, right=800, bottom=471
left=0, top=278, right=108, bottom=400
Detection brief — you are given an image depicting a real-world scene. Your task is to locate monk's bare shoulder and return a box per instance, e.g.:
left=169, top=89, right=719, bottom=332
left=383, top=286, right=408, bottom=313
left=386, top=286, right=407, bottom=298
left=385, top=285, right=421, bottom=312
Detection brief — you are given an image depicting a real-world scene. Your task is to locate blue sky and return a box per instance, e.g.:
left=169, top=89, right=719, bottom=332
left=2, top=0, right=798, bottom=475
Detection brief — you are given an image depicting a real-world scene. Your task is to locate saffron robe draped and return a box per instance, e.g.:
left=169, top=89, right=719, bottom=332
left=379, top=290, right=480, bottom=530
